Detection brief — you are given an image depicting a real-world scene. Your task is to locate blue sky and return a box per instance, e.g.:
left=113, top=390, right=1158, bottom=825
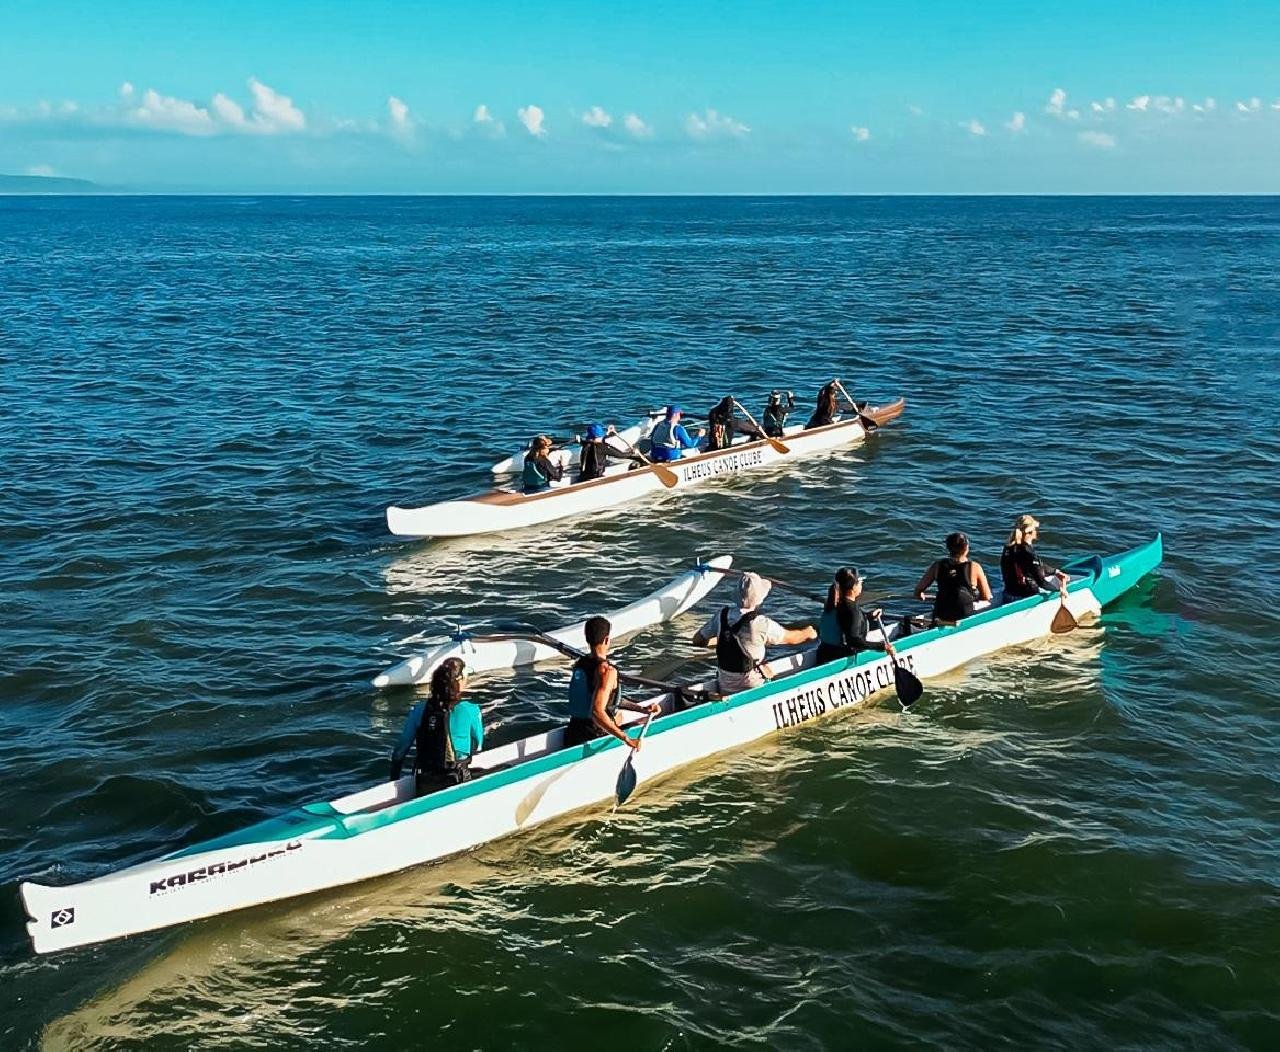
left=2, top=0, right=1279, bottom=192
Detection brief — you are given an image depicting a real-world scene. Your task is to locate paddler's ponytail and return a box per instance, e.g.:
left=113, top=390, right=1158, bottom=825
left=429, top=657, right=466, bottom=710
left=1006, top=514, right=1041, bottom=547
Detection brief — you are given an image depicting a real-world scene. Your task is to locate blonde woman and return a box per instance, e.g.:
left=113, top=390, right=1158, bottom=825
left=999, top=515, right=1068, bottom=604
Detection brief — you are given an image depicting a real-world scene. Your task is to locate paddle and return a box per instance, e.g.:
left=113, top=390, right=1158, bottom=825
left=1050, top=588, right=1078, bottom=634
left=696, top=562, right=825, bottom=604
left=872, top=612, right=924, bottom=708
left=832, top=379, right=879, bottom=431
left=606, top=431, right=679, bottom=489
left=732, top=399, right=790, bottom=455
left=613, top=712, right=655, bottom=809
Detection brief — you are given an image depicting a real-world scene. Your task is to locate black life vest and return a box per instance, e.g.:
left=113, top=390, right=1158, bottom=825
left=415, top=700, right=466, bottom=785
left=933, top=558, right=976, bottom=622
left=716, top=607, right=760, bottom=674
left=579, top=441, right=607, bottom=482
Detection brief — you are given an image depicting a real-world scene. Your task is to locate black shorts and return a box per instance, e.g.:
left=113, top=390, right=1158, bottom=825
left=564, top=717, right=601, bottom=748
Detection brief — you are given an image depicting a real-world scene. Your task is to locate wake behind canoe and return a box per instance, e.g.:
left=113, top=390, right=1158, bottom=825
left=21, top=534, right=1159, bottom=955
left=386, top=398, right=904, bottom=538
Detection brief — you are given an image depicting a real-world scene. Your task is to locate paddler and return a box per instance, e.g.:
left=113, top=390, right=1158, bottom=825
left=647, top=405, right=702, bottom=462
left=706, top=396, right=764, bottom=451
left=577, top=423, right=641, bottom=482
left=565, top=616, right=661, bottom=748
left=762, top=389, right=796, bottom=437
left=913, top=531, right=993, bottom=623
left=522, top=435, right=565, bottom=493
left=999, top=514, right=1069, bottom=604
left=388, top=658, right=485, bottom=794
left=815, top=566, right=890, bottom=664
left=805, top=381, right=840, bottom=429
left=692, top=572, right=817, bottom=693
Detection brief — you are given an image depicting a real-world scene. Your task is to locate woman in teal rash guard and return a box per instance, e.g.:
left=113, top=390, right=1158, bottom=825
left=521, top=435, right=565, bottom=493
left=388, top=658, right=485, bottom=794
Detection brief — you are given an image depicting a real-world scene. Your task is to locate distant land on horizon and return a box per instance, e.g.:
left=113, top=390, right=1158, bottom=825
left=0, top=173, right=101, bottom=194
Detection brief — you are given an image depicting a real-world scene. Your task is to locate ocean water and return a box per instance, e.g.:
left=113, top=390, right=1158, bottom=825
left=1, top=196, right=1277, bottom=1049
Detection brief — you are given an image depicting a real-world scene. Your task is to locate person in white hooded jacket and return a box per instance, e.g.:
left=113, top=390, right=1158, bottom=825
left=692, top=572, right=817, bottom=694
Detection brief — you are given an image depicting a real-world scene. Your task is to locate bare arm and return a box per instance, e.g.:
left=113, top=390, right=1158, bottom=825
left=692, top=628, right=715, bottom=648
left=779, top=625, right=818, bottom=645
left=972, top=562, right=993, bottom=602
left=590, top=665, right=639, bottom=749
left=914, top=562, right=938, bottom=601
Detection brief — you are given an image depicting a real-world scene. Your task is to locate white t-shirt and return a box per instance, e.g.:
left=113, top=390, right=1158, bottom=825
left=698, top=605, right=787, bottom=694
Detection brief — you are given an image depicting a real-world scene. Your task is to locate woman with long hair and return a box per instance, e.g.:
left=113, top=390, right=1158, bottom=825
left=387, top=657, right=485, bottom=796
left=999, top=515, right=1068, bottom=604
left=815, top=566, right=884, bottom=664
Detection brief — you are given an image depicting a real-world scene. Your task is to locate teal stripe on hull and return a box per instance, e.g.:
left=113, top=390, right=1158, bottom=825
left=170, top=536, right=1164, bottom=860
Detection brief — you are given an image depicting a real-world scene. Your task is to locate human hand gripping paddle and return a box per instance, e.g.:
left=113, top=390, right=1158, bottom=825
left=832, top=379, right=879, bottom=431
left=614, top=711, right=655, bottom=809
left=871, top=611, right=924, bottom=708
left=605, top=429, right=680, bottom=490
left=731, top=400, right=790, bottom=455
left=1050, top=577, right=1078, bottom=634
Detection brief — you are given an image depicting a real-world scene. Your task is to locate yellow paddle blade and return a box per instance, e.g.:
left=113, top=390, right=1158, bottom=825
left=766, top=436, right=790, bottom=455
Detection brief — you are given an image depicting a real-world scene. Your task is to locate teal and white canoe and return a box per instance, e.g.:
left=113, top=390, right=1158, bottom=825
left=21, top=536, right=1162, bottom=955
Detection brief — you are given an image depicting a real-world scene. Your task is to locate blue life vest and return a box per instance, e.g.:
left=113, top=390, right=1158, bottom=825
left=568, top=654, right=617, bottom=719
left=818, top=607, right=843, bottom=647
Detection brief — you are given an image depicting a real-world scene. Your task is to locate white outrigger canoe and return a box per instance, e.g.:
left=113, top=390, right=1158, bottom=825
left=386, top=399, right=906, bottom=538
left=373, top=555, right=733, bottom=688
left=21, top=536, right=1161, bottom=955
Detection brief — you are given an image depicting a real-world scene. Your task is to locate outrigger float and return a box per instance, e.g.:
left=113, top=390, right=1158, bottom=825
left=373, top=556, right=733, bottom=688
left=21, top=536, right=1161, bottom=955
left=386, top=399, right=906, bottom=538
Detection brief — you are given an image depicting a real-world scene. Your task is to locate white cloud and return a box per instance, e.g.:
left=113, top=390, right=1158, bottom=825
left=26, top=163, right=57, bottom=177
left=1005, top=111, right=1026, bottom=133
left=131, top=88, right=216, bottom=135
left=961, top=118, right=986, bottom=136
left=581, top=105, right=612, bottom=128
left=1045, top=87, right=1067, bottom=116
left=119, top=82, right=134, bottom=100
left=684, top=108, right=750, bottom=138
left=1091, top=98, right=1116, bottom=114
left=1273, top=99, right=1280, bottom=110
left=622, top=113, right=651, bottom=138
left=1154, top=95, right=1185, bottom=115
left=518, top=104, right=546, bottom=137
left=850, top=125, right=870, bottom=141
left=472, top=103, right=506, bottom=136
left=1235, top=97, right=1261, bottom=113
left=1127, top=95, right=1150, bottom=112
left=211, top=92, right=247, bottom=127
left=248, top=78, right=305, bottom=132
left=907, top=104, right=924, bottom=117
left=1078, top=130, right=1116, bottom=149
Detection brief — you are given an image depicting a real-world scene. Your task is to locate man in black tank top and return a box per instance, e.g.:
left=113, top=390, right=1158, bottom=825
left=914, top=532, right=993, bottom=624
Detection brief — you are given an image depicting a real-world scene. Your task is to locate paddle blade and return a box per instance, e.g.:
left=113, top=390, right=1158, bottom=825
left=1051, top=598, right=1078, bottom=634
left=652, top=463, right=680, bottom=488
left=615, top=755, right=639, bottom=807
left=894, top=665, right=924, bottom=708
left=766, top=436, right=790, bottom=455
left=859, top=413, right=880, bottom=431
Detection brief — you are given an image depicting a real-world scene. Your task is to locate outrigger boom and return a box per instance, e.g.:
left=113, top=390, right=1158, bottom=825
left=21, top=536, right=1161, bottom=955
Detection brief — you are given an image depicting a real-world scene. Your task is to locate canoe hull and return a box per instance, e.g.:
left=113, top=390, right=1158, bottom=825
left=21, top=535, right=1161, bottom=955
left=387, top=400, right=905, bottom=538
